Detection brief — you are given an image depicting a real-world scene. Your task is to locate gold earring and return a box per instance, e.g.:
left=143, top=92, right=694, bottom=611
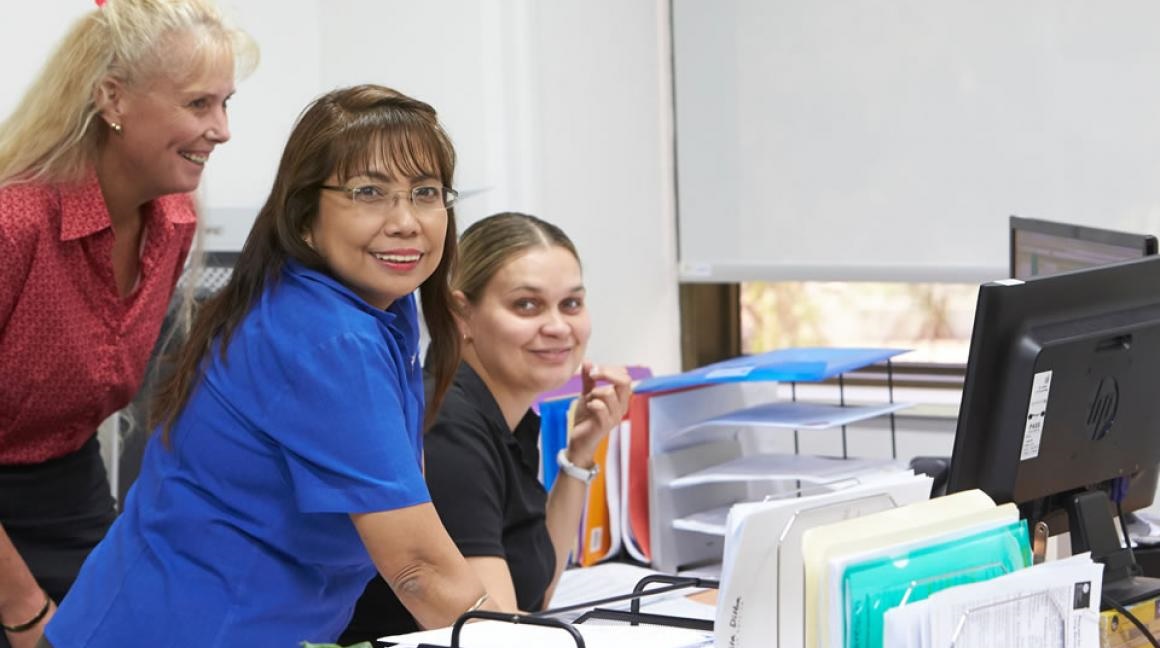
left=108, top=121, right=122, bottom=134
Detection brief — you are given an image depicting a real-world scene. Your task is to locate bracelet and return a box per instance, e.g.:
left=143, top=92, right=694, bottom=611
left=1, top=591, right=51, bottom=633
left=465, top=593, right=489, bottom=614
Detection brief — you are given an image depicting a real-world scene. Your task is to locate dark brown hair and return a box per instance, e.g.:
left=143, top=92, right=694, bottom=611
left=152, top=84, right=460, bottom=439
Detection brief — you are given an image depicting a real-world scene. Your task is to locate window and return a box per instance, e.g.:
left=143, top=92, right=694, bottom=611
left=740, top=281, right=979, bottom=366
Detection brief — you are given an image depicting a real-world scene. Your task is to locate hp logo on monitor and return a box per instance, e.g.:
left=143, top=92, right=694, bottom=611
left=1087, top=377, right=1119, bottom=441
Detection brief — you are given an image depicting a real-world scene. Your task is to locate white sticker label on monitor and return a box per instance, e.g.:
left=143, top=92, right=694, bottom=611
left=1020, top=370, right=1053, bottom=461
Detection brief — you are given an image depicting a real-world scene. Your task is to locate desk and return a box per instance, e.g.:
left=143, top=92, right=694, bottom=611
left=376, top=564, right=716, bottom=647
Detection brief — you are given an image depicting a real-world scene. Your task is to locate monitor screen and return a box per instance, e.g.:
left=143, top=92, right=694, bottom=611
left=1010, top=215, right=1158, bottom=280
left=947, top=255, right=1160, bottom=527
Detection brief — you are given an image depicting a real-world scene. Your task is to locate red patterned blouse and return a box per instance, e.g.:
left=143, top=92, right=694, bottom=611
left=0, top=173, right=196, bottom=464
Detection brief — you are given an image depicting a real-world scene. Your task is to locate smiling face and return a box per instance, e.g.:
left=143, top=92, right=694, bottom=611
left=100, top=30, right=236, bottom=201
left=459, top=245, right=591, bottom=403
left=307, top=168, right=449, bottom=310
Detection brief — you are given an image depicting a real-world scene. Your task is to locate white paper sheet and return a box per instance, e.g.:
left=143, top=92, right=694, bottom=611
left=546, top=562, right=669, bottom=612
left=671, top=506, right=731, bottom=536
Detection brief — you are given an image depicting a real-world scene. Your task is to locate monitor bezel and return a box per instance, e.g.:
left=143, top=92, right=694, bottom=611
left=1009, top=214, right=1158, bottom=279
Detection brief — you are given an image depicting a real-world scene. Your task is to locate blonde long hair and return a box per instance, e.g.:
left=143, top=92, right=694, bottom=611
left=0, top=0, right=257, bottom=186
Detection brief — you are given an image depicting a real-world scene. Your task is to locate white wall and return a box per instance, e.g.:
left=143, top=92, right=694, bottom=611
left=1, top=1, right=682, bottom=375
left=0, top=4, right=91, bottom=112
left=198, top=0, right=323, bottom=243
left=525, top=0, right=681, bottom=376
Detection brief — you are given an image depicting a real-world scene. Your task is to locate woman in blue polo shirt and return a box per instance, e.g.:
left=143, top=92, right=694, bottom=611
left=44, top=84, right=491, bottom=646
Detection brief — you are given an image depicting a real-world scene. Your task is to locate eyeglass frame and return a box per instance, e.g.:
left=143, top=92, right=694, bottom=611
left=318, top=183, right=459, bottom=211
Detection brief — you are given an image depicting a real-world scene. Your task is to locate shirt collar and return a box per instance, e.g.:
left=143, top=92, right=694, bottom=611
left=283, top=259, right=419, bottom=336
left=58, top=169, right=197, bottom=241
left=456, top=362, right=542, bottom=473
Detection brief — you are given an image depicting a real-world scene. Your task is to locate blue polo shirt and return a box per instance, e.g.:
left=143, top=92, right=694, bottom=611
left=47, top=261, right=431, bottom=647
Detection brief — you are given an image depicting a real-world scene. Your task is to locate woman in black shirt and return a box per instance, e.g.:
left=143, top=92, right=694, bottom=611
left=341, top=212, right=631, bottom=641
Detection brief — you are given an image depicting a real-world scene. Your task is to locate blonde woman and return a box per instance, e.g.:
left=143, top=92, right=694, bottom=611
left=0, top=2, right=254, bottom=646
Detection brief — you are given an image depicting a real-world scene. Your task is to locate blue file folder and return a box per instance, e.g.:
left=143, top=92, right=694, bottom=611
left=634, top=347, right=909, bottom=394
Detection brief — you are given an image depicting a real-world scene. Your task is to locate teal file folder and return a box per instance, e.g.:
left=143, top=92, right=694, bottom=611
left=841, top=519, right=1031, bottom=648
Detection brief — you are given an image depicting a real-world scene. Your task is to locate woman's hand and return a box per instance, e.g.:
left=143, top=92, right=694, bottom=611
left=0, top=525, right=55, bottom=648
left=565, top=362, right=632, bottom=467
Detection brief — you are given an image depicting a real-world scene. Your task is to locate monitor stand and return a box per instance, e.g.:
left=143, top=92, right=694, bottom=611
left=1068, top=490, right=1160, bottom=606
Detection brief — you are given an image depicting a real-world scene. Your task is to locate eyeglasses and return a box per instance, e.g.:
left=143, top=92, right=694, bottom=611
left=319, top=183, right=459, bottom=212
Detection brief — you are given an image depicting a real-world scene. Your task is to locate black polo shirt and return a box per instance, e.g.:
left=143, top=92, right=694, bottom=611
left=340, top=362, right=556, bottom=642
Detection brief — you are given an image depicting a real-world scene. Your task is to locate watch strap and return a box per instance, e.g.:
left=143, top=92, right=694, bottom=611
left=556, top=448, right=599, bottom=484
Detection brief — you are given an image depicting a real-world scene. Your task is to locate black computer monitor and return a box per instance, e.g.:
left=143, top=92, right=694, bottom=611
left=947, top=255, right=1160, bottom=603
left=1010, top=215, right=1158, bottom=280
left=1009, top=216, right=1160, bottom=515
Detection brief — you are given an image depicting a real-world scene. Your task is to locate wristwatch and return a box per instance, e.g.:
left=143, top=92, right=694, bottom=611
left=556, top=448, right=599, bottom=484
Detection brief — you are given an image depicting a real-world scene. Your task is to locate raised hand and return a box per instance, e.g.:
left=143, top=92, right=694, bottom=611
left=565, top=362, right=632, bottom=467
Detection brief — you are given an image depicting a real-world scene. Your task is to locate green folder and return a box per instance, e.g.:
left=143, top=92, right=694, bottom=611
left=842, top=519, right=1031, bottom=648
